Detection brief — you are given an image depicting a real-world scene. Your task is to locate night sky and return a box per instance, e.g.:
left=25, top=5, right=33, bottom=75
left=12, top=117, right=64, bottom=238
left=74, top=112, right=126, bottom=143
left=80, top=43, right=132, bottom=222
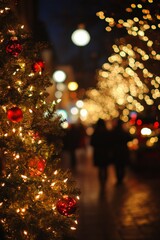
left=37, top=0, right=129, bottom=88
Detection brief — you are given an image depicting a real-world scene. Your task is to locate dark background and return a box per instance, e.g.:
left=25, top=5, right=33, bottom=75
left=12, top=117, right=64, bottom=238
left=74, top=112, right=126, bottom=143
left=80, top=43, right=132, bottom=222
left=16, top=0, right=130, bottom=89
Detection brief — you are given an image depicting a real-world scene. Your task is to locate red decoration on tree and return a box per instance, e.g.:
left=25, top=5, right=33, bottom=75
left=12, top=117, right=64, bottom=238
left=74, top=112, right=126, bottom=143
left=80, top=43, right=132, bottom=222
left=32, top=60, right=45, bottom=73
left=7, top=107, right=23, bottom=123
left=56, top=196, right=77, bottom=216
left=32, top=132, right=40, bottom=140
left=28, top=157, right=46, bottom=176
left=6, top=40, right=22, bottom=57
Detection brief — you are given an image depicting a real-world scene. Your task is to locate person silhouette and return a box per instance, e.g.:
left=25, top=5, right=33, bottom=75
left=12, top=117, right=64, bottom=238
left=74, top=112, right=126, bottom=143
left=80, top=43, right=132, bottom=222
left=111, top=119, right=132, bottom=185
left=63, top=122, right=87, bottom=169
left=90, top=118, right=111, bottom=188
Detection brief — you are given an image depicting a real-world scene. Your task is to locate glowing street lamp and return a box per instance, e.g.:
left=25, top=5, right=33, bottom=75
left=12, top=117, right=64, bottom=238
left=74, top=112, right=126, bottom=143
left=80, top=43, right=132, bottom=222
left=71, top=24, right=90, bottom=46
left=52, top=70, right=66, bottom=83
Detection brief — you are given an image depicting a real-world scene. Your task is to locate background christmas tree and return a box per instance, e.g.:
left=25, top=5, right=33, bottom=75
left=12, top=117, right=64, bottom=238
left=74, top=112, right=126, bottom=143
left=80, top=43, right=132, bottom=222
left=0, top=1, right=79, bottom=239
left=84, top=0, right=160, bottom=124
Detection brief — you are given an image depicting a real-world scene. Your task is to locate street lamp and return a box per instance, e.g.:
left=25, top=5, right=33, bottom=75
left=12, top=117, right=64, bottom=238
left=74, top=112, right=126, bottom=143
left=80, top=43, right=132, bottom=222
left=71, top=24, right=90, bottom=46
left=52, top=70, right=66, bottom=83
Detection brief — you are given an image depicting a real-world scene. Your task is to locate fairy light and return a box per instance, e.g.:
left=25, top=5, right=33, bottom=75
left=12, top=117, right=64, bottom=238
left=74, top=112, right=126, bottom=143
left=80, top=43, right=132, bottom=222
left=16, top=208, right=20, bottom=213
left=52, top=204, right=56, bottom=210
left=50, top=182, right=56, bottom=187
left=70, top=227, right=76, bottom=230
left=21, top=175, right=28, bottom=180
left=12, top=128, right=16, bottom=133
left=74, top=220, right=78, bottom=225
left=35, top=191, right=43, bottom=200
left=76, top=195, right=80, bottom=200
left=15, top=154, right=20, bottom=159
left=23, top=230, right=28, bottom=235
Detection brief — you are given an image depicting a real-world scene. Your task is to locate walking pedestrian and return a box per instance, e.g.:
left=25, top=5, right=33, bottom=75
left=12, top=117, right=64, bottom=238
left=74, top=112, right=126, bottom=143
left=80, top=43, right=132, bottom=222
left=90, top=118, right=112, bottom=188
left=111, top=119, right=132, bottom=185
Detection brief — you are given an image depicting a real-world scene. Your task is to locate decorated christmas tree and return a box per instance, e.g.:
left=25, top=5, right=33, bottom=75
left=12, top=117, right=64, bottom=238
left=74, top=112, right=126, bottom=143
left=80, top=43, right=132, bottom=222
left=0, top=1, right=79, bottom=239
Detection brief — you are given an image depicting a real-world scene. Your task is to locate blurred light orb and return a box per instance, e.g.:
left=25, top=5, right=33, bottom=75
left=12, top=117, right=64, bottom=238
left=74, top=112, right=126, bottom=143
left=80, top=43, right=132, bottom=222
left=56, top=83, right=66, bottom=91
left=70, top=107, right=79, bottom=115
left=76, top=100, right=84, bottom=108
left=71, top=28, right=90, bottom=46
left=80, top=108, right=88, bottom=117
left=68, top=81, right=78, bottom=91
left=55, top=91, right=63, bottom=99
left=52, top=70, right=66, bottom=83
left=141, top=127, right=152, bottom=136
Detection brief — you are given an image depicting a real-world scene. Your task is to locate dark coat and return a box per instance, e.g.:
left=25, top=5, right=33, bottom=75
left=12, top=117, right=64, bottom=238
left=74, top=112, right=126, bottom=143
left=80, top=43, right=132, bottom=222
left=90, top=119, right=112, bottom=167
left=111, top=121, right=131, bottom=166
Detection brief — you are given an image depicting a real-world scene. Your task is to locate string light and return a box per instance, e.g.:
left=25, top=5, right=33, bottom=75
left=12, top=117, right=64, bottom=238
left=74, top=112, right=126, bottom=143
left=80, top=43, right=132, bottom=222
left=84, top=1, right=160, bottom=123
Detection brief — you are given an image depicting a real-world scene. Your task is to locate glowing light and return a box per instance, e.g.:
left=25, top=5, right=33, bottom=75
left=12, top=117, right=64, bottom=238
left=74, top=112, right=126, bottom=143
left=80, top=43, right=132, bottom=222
left=23, top=230, right=28, bottom=235
left=52, top=70, right=66, bottom=83
left=71, top=25, right=90, bottom=46
left=56, top=83, right=66, bottom=91
left=70, top=107, right=79, bottom=115
left=55, top=91, right=63, bottom=99
left=70, top=227, right=76, bottom=230
left=153, top=121, right=159, bottom=128
left=68, top=81, right=78, bottom=91
left=141, top=127, right=152, bottom=136
left=136, top=119, right=142, bottom=125
left=76, top=100, right=84, bottom=108
left=80, top=108, right=88, bottom=118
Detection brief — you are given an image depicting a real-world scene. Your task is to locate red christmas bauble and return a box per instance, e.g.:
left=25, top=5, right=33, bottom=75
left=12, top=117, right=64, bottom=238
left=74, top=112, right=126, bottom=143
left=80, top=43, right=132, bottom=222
left=56, top=196, right=77, bottom=216
left=7, top=107, right=23, bottom=123
left=6, top=40, right=22, bottom=57
left=32, top=60, right=45, bottom=73
left=28, top=157, right=46, bottom=176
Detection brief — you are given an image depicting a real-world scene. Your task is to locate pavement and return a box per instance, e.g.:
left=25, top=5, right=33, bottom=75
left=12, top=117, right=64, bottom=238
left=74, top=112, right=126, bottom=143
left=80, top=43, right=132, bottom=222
left=62, top=146, right=160, bottom=240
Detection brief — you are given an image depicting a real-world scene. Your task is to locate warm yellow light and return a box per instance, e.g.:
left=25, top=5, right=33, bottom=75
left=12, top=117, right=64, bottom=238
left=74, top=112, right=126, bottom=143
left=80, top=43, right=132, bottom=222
left=68, top=81, right=78, bottom=91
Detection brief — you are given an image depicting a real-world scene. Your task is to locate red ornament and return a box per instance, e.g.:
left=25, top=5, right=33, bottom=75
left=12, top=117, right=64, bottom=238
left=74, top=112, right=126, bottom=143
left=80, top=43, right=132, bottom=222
left=28, top=157, right=46, bottom=176
left=32, top=60, right=45, bottom=73
left=6, top=40, right=22, bottom=57
left=56, top=196, right=77, bottom=216
left=7, top=107, right=23, bottom=123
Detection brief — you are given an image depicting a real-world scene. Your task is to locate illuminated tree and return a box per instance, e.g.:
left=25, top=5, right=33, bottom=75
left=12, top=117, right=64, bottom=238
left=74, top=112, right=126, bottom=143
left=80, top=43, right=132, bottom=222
left=84, top=0, right=160, bottom=123
left=0, top=1, right=79, bottom=239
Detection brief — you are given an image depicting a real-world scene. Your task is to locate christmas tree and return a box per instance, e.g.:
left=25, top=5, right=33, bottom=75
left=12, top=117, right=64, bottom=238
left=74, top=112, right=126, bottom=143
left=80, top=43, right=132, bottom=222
left=0, top=1, right=79, bottom=239
left=84, top=0, right=160, bottom=124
